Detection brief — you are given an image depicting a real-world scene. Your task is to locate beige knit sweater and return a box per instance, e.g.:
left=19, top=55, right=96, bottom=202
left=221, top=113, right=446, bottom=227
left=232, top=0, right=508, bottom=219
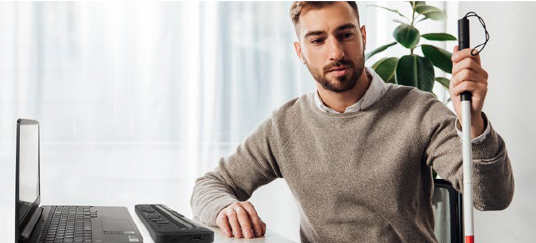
left=190, top=84, right=514, bottom=242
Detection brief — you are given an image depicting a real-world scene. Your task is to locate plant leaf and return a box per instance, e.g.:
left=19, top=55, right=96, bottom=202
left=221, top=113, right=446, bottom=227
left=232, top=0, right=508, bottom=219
left=421, top=33, right=457, bottom=41
left=365, top=42, right=397, bottom=60
left=393, top=24, right=420, bottom=49
left=435, top=77, right=450, bottom=89
left=421, top=44, right=452, bottom=73
left=409, top=1, right=427, bottom=9
left=416, top=5, right=446, bottom=20
left=372, top=57, right=399, bottom=83
left=416, top=1, right=427, bottom=7
left=395, top=55, right=435, bottom=92
left=368, top=5, right=409, bottom=21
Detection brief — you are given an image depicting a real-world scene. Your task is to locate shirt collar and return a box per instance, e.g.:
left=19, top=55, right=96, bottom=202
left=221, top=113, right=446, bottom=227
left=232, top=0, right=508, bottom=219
left=314, top=67, right=389, bottom=114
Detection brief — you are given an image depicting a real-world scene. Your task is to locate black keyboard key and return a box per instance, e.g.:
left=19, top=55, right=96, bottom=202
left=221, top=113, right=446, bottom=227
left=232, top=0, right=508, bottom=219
left=39, top=206, right=93, bottom=243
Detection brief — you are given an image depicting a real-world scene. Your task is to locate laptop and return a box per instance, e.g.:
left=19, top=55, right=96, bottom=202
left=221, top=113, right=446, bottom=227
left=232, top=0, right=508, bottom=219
left=15, top=119, right=143, bottom=243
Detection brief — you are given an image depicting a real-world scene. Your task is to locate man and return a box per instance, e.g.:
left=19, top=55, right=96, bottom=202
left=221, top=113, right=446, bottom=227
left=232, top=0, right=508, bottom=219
left=191, top=1, right=514, bottom=242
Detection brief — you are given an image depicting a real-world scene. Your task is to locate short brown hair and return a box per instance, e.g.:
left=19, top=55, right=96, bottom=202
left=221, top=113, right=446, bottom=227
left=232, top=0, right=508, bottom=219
left=289, top=1, right=360, bottom=26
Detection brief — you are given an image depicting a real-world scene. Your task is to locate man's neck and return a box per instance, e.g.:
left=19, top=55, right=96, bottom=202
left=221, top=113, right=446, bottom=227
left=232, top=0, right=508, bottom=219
left=317, top=69, right=372, bottom=113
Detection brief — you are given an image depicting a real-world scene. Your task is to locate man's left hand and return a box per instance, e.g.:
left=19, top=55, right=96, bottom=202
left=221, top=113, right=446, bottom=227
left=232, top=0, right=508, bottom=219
left=450, top=45, right=488, bottom=139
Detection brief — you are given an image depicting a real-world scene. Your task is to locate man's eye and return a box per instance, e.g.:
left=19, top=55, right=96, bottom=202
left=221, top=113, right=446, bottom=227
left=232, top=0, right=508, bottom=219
left=311, top=39, right=324, bottom=44
left=343, top=32, right=354, bottom=38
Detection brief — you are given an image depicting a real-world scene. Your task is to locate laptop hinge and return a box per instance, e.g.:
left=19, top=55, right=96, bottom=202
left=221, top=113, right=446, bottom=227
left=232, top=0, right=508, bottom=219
left=20, top=207, right=42, bottom=240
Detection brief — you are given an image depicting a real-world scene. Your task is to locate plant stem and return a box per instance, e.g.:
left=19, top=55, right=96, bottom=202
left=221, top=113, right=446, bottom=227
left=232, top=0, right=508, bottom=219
left=410, top=2, right=417, bottom=55
left=410, top=2, right=416, bottom=26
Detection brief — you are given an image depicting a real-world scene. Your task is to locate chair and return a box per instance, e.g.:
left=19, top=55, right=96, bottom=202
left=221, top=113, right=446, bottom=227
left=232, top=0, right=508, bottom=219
left=432, top=179, right=464, bottom=243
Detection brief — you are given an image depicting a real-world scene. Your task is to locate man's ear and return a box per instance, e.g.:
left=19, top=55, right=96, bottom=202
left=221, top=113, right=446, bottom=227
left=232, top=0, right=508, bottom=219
left=294, top=41, right=305, bottom=64
left=360, top=25, right=367, bottom=50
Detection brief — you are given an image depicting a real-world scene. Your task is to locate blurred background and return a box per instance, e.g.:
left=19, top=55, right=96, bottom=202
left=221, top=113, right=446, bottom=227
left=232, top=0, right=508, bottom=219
left=0, top=1, right=534, bottom=242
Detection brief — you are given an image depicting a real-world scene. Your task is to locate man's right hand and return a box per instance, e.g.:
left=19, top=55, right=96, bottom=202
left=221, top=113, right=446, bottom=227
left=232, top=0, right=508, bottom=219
left=216, top=201, right=266, bottom=238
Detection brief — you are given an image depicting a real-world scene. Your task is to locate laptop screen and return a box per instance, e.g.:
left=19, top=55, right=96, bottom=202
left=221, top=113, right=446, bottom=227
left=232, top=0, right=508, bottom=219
left=16, top=119, right=40, bottom=226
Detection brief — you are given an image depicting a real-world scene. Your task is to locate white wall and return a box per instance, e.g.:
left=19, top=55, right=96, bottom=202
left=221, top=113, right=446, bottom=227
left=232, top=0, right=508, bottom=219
left=458, top=2, right=536, bottom=241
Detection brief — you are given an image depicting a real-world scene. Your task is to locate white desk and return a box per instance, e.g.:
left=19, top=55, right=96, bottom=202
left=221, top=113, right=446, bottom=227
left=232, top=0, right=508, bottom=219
left=128, top=207, right=295, bottom=243
left=0, top=206, right=295, bottom=243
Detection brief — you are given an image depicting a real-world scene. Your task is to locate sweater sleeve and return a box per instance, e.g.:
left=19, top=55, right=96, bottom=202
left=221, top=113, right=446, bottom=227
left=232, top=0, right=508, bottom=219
left=190, top=116, right=283, bottom=226
left=423, top=99, right=514, bottom=211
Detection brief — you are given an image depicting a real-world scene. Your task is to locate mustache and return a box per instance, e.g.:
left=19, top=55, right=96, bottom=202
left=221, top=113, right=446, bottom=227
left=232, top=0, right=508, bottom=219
left=323, top=59, right=354, bottom=73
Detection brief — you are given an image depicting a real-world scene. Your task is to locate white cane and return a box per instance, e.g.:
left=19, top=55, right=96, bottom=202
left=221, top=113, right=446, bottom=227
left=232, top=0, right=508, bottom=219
left=458, top=15, right=474, bottom=243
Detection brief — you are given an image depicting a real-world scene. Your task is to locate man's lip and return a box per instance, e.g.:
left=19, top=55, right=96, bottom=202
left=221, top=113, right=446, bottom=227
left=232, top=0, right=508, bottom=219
left=328, top=67, right=350, bottom=77
left=328, top=66, right=350, bottom=72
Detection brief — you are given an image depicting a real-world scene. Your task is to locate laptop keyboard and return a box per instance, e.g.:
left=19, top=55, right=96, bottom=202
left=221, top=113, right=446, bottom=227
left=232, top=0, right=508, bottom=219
left=39, top=206, right=96, bottom=243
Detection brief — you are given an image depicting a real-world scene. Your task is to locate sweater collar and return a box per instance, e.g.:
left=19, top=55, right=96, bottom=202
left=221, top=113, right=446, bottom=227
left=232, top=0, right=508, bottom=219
left=314, top=67, right=388, bottom=114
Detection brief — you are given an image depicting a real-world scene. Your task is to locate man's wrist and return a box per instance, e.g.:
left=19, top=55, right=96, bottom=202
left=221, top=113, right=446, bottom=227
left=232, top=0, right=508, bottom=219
left=455, top=112, right=491, bottom=144
left=470, top=112, right=485, bottom=138
left=455, top=112, right=487, bottom=139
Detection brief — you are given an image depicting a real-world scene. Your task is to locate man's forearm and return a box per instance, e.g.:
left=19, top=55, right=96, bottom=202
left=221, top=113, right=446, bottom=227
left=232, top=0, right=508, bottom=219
left=190, top=172, right=239, bottom=226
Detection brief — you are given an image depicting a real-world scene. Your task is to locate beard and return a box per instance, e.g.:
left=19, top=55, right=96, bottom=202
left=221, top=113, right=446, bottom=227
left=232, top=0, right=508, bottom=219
left=305, top=53, right=365, bottom=93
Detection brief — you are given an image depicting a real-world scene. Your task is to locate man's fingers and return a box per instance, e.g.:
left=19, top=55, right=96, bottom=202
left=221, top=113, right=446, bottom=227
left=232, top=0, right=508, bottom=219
left=216, top=213, right=232, bottom=237
left=452, top=58, right=485, bottom=77
left=226, top=209, right=242, bottom=238
left=449, top=49, right=488, bottom=101
left=451, top=81, right=486, bottom=97
left=235, top=206, right=254, bottom=238
left=241, top=202, right=263, bottom=237
left=450, top=69, right=487, bottom=90
left=218, top=201, right=263, bottom=238
left=450, top=69, right=477, bottom=89
left=452, top=45, right=481, bottom=64
left=261, top=219, right=267, bottom=236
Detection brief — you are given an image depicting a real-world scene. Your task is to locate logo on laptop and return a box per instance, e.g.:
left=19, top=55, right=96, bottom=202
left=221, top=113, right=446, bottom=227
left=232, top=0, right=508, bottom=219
left=128, top=235, right=140, bottom=242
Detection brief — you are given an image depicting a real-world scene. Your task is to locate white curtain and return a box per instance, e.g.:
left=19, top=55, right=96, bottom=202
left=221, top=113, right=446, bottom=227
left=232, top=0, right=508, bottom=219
left=0, top=1, right=311, bottom=196
left=0, top=2, right=312, bottom=241
left=0, top=2, right=454, bottom=241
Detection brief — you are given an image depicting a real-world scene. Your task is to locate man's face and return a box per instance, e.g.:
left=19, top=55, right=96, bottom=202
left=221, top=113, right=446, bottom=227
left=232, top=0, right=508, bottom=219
left=294, top=2, right=366, bottom=93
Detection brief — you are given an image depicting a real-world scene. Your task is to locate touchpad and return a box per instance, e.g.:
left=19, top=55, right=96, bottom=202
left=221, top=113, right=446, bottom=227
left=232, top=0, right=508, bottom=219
left=102, top=219, right=135, bottom=235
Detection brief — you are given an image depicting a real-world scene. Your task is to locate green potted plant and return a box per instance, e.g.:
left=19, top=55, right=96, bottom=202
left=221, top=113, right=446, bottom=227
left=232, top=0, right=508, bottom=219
left=366, top=1, right=456, bottom=94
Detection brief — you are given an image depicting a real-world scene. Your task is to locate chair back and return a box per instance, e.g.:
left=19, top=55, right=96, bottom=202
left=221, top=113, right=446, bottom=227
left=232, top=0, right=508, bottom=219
left=432, top=179, right=464, bottom=243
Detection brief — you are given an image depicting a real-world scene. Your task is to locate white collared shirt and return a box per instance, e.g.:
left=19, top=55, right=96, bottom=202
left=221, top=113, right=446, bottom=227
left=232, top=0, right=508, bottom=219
left=314, top=67, right=387, bottom=113
left=313, top=67, right=490, bottom=144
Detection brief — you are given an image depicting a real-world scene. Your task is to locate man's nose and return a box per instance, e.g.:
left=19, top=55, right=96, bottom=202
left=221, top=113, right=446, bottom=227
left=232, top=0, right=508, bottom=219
left=327, top=37, right=345, bottom=61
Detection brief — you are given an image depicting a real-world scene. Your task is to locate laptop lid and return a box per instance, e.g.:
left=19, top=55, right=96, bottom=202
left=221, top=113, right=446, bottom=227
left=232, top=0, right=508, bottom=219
left=15, top=119, right=41, bottom=243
